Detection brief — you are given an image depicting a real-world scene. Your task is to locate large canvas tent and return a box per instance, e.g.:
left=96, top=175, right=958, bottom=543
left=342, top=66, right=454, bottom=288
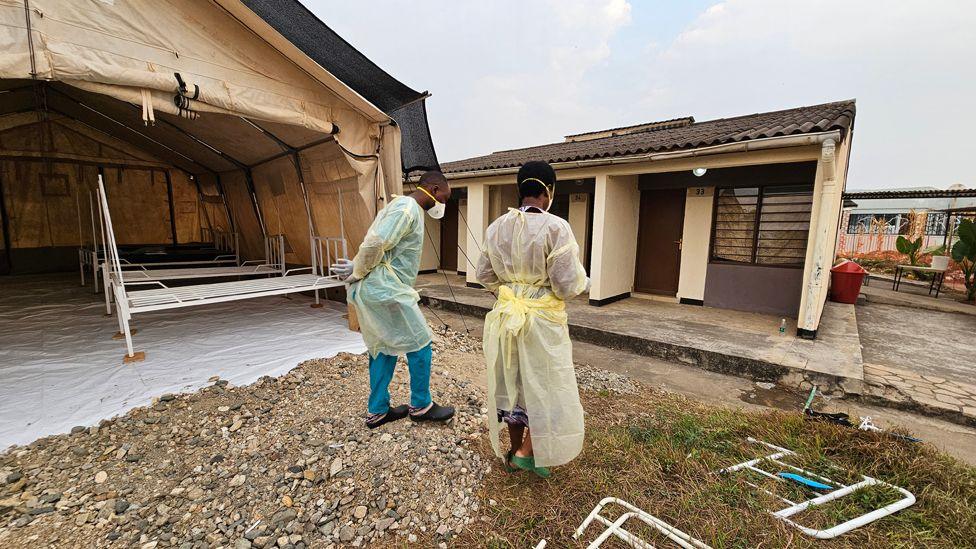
left=0, top=0, right=438, bottom=275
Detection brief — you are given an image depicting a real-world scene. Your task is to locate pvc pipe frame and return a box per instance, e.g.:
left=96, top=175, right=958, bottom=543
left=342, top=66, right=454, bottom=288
left=573, top=497, right=712, bottom=549
left=718, top=437, right=916, bottom=539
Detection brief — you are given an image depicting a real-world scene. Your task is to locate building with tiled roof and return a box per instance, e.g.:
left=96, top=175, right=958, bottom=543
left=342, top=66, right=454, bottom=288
left=422, top=100, right=858, bottom=338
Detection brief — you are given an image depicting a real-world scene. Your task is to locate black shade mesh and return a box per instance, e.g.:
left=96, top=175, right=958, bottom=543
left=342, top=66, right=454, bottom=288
left=241, top=0, right=439, bottom=173
left=390, top=100, right=440, bottom=174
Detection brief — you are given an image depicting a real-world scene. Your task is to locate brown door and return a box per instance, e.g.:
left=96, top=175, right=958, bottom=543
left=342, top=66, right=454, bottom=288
left=439, top=199, right=459, bottom=272
left=634, top=188, right=685, bottom=295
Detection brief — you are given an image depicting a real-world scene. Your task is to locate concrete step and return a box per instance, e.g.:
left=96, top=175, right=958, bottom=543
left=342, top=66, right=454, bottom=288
left=420, top=288, right=864, bottom=396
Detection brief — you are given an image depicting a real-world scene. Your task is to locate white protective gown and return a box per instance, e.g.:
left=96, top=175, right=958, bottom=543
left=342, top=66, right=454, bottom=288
left=476, top=208, right=590, bottom=467
left=348, top=196, right=432, bottom=359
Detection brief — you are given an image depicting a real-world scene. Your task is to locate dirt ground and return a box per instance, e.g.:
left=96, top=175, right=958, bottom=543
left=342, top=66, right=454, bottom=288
left=2, top=318, right=975, bottom=548
left=433, top=311, right=976, bottom=466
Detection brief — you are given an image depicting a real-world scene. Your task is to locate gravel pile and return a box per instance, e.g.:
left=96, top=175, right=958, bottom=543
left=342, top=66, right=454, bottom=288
left=574, top=365, right=640, bottom=395
left=0, top=331, right=490, bottom=548
left=0, top=325, right=638, bottom=548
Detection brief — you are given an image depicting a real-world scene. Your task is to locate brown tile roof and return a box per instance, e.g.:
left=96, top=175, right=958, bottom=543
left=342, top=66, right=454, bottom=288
left=843, top=188, right=976, bottom=200
left=440, top=99, right=855, bottom=175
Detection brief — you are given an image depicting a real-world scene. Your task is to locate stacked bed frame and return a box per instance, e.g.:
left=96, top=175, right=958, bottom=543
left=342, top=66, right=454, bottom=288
left=95, top=176, right=347, bottom=361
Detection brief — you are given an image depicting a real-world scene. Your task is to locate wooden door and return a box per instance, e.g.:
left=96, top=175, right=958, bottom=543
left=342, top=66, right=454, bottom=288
left=439, top=199, right=459, bottom=272
left=634, top=188, right=686, bottom=295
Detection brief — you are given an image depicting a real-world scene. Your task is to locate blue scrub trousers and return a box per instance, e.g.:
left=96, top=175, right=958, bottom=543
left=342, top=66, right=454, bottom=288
left=367, top=343, right=432, bottom=415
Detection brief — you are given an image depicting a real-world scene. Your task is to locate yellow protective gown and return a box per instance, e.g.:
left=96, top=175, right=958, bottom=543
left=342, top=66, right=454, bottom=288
left=348, top=196, right=432, bottom=358
left=476, top=208, right=590, bottom=467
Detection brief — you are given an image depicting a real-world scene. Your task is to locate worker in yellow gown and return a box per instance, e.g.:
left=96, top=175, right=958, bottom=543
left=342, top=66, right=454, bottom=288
left=476, top=160, right=590, bottom=478
left=332, top=171, right=455, bottom=429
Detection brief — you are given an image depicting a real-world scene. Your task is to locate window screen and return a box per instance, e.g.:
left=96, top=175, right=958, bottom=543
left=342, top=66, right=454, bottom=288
left=712, top=185, right=813, bottom=267
left=712, top=187, right=758, bottom=263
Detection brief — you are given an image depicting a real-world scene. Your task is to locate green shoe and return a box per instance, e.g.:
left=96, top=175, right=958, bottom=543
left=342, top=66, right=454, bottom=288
left=503, top=451, right=517, bottom=473
left=510, top=454, right=551, bottom=479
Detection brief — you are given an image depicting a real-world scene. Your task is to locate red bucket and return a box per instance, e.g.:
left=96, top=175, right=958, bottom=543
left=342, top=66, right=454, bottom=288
left=829, top=260, right=867, bottom=304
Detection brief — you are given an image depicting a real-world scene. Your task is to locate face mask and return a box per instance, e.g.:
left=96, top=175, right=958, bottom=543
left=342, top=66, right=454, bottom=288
left=427, top=200, right=446, bottom=219
left=418, top=186, right=446, bottom=219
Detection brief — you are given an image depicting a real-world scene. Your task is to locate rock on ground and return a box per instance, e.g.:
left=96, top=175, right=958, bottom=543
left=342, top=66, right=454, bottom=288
left=0, top=325, right=638, bottom=547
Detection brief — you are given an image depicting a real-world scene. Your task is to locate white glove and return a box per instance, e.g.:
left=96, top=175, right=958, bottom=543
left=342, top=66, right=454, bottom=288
left=331, top=258, right=354, bottom=280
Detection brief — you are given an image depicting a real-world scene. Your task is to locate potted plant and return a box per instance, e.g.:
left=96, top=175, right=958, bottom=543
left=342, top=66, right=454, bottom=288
left=950, top=218, right=976, bottom=303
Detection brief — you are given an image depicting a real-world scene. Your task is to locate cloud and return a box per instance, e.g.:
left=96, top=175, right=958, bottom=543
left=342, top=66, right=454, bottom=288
left=634, top=0, right=976, bottom=189
left=308, top=0, right=975, bottom=189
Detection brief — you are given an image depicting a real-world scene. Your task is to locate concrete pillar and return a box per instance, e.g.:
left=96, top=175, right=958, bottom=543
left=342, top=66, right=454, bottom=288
left=676, top=186, right=714, bottom=303
left=569, top=193, right=590, bottom=268
left=420, top=215, right=440, bottom=272
left=457, top=199, right=469, bottom=274
left=589, top=174, right=639, bottom=304
left=465, top=183, right=490, bottom=286
left=797, top=139, right=845, bottom=337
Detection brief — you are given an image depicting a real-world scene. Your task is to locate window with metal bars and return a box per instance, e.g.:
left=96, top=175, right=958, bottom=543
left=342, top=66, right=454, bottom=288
left=711, top=185, right=814, bottom=267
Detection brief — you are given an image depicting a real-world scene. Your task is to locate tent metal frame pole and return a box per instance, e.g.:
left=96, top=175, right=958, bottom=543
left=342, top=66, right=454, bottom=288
left=250, top=136, right=336, bottom=168
left=149, top=114, right=250, bottom=170
left=164, top=169, right=178, bottom=246
left=189, top=173, right=215, bottom=240
left=243, top=168, right=267, bottom=237
left=211, top=173, right=236, bottom=234
left=240, top=118, right=318, bottom=267
left=240, top=117, right=296, bottom=150
left=44, top=89, right=212, bottom=173
left=0, top=154, right=169, bottom=171
left=0, top=172, right=12, bottom=275
left=144, top=116, right=265, bottom=241
left=291, top=151, right=321, bottom=305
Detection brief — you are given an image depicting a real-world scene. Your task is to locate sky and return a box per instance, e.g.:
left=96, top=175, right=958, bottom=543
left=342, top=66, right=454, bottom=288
left=307, top=1, right=976, bottom=190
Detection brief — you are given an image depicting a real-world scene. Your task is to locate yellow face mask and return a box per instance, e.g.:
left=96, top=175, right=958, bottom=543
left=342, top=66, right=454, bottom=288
left=520, top=178, right=555, bottom=211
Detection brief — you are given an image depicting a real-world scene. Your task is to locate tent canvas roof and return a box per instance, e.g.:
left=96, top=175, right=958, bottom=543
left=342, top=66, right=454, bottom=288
left=240, top=0, right=440, bottom=173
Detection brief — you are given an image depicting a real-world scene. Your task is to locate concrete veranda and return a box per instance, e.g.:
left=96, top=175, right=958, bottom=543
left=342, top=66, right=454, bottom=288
left=416, top=273, right=864, bottom=394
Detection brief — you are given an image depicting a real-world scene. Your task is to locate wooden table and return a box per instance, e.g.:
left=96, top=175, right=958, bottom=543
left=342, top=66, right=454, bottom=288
left=892, top=264, right=947, bottom=297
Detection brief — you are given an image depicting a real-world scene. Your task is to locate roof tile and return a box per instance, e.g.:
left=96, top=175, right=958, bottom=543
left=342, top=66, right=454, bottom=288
left=441, top=99, right=855, bottom=175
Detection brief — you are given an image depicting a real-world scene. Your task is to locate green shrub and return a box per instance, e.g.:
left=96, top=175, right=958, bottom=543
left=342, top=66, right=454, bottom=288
left=950, top=219, right=976, bottom=302
left=895, top=235, right=924, bottom=266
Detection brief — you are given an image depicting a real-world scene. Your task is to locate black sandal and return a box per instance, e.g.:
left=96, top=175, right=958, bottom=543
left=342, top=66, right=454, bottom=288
left=365, top=405, right=409, bottom=429
left=409, top=402, right=455, bottom=423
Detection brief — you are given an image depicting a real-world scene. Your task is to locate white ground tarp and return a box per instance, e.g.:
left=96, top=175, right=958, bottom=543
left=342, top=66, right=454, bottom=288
left=0, top=274, right=366, bottom=450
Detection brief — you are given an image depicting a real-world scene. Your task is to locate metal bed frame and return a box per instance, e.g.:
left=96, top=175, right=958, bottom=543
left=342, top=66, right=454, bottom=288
left=96, top=176, right=347, bottom=361
left=78, top=191, right=239, bottom=292
left=100, top=234, right=289, bottom=315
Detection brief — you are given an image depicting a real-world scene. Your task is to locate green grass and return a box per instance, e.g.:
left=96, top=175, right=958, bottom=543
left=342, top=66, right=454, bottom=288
left=457, top=387, right=976, bottom=548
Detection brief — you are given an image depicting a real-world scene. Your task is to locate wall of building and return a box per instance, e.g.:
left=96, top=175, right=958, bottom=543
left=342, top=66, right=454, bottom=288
left=420, top=213, right=440, bottom=272
left=590, top=174, right=639, bottom=302
left=569, top=193, right=591, bottom=269
left=489, top=184, right=519, bottom=221
left=449, top=146, right=828, bottom=310
left=704, top=263, right=804, bottom=316
left=676, top=186, right=714, bottom=302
